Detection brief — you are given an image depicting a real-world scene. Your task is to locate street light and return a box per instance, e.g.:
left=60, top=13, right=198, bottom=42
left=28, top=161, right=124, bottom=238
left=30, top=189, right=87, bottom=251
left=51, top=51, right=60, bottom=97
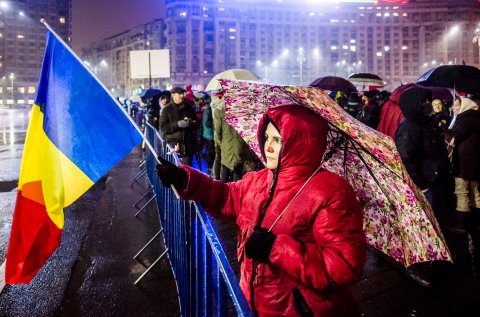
left=8, top=73, right=14, bottom=104
left=297, top=47, right=306, bottom=84
left=256, top=60, right=277, bottom=82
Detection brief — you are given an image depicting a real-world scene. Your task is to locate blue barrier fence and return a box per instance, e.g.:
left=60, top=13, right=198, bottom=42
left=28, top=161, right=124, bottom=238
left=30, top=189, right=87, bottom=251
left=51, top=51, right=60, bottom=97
left=143, top=122, right=253, bottom=317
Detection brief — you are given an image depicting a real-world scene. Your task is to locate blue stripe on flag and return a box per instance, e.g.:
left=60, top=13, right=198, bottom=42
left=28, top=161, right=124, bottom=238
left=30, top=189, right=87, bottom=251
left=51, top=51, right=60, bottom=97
left=35, top=31, right=142, bottom=182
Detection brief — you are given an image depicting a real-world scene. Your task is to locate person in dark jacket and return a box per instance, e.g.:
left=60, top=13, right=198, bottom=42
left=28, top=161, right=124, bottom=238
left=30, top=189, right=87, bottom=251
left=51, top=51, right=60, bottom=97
left=159, top=87, right=198, bottom=166
left=395, top=86, right=453, bottom=288
left=157, top=104, right=366, bottom=317
left=451, top=97, right=480, bottom=262
left=356, top=90, right=380, bottom=129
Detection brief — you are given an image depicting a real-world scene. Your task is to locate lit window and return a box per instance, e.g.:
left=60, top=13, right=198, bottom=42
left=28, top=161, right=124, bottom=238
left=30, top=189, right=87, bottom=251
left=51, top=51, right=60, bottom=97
left=28, top=86, right=35, bottom=94
left=0, top=87, right=2, bottom=93
left=330, top=45, right=337, bottom=50
left=17, top=34, right=24, bottom=39
left=350, top=46, right=356, bottom=52
left=402, top=46, right=408, bottom=50
left=384, top=46, right=390, bottom=51
left=18, top=87, right=25, bottom=93
left=350, top=39, right=356, bottom=43
left=376, top=13, right=381, bottom=17
left=59, top=17, right=66, bottom=23
left=393, top=13, right=399, bottom=16
left=342, top=45, right=348, bottom=50
left=376, top=52, right=383, bottom=57
left=403, top=13, right=408, bottom=16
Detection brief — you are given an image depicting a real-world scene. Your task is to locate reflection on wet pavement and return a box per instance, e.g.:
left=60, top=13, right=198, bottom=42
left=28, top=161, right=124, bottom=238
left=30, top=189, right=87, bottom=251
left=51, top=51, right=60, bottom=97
left=0, top=108, right=29, bottom=193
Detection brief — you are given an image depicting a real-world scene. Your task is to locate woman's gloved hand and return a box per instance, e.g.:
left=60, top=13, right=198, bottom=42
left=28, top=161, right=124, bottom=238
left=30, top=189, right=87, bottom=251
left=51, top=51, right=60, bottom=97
left=245, top=226, right=276, bottom=263
left=156, top=156, right=188, bottom=191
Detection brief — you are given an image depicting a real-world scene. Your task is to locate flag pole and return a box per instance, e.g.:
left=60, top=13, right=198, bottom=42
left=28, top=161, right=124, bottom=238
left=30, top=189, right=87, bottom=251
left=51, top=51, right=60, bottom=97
left=39, top=19, right=180, bottom=198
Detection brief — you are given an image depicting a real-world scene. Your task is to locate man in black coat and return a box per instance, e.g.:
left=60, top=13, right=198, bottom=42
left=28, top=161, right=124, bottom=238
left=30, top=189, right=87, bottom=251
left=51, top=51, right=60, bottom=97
left=395, top=86, right=453, bottom=288
left=160, top=87, right=198, bottom=166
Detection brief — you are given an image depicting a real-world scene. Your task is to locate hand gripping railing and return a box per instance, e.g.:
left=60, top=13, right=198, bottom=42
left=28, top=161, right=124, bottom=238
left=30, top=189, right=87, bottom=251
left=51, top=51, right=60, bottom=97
left=141, top=122, right=252, bottom=317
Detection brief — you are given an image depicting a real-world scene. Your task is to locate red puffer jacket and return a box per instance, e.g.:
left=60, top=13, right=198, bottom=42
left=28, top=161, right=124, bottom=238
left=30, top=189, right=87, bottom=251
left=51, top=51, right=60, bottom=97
left=180, top=104, right=366, bottom=317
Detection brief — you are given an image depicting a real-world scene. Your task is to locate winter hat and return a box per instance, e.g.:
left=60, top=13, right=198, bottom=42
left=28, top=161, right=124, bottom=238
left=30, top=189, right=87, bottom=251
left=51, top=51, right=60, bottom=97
left=398, top=86, right=431, bottom=118
left=459, top=97, right=479, bottom=114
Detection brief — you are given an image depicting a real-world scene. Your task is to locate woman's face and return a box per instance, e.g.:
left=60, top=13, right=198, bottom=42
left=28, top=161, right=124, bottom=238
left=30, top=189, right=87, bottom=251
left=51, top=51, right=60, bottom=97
left=452, top=98, right=461, bottom=115
left=264, top=122, right=283, bottom=170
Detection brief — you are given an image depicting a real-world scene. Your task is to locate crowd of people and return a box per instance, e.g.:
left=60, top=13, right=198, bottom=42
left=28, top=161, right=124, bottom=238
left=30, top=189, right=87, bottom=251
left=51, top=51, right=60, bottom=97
left=337, top=85, right=480, bottom=289
left=121, top=81, right=480, bottom=316
left=121, top=85, right=261, bottom=183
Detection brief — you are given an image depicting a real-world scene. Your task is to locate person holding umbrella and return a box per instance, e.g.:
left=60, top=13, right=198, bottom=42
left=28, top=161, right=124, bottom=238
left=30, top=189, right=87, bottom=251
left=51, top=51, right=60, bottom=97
left=157, top=104, right=366, bottom=316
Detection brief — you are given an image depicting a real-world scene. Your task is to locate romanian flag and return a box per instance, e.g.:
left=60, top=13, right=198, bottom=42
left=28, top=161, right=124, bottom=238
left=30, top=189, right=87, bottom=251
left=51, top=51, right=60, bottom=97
left=5, top=30, right=142, bottom=284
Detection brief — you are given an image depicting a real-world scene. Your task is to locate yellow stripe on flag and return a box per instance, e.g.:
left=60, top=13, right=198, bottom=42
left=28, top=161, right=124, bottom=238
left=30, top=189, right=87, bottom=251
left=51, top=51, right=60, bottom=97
left=18, top=104, right=94, bottom=229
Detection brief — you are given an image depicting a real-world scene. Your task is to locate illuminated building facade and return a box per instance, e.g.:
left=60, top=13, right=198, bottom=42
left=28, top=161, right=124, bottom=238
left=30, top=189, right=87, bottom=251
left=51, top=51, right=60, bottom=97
left=164, top=0, right=480, bottom=88
left=82, top=19, right=166, bottom=98
left=0, top=0, right=71, bottom=106
left=85, top=0, right=480, bottom=94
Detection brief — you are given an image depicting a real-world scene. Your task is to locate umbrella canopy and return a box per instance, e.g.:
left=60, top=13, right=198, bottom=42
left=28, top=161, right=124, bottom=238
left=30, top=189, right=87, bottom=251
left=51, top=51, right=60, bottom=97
left=310, top=76, right=357, bottom=94
left=205, top=69, right=260, bottom=91
left=348, top=72, right=386, bottom=86
left=220, top=79, right=451, bottom=267
left=416, top=65, right=480, bottom=94
left=139, top=88, right=162, bottom=99
left=424, top=86, right=454, bottom=105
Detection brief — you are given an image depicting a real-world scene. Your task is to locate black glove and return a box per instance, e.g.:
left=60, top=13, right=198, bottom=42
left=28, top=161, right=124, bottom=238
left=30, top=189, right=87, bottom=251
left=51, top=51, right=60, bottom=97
left=245, top=226, right=276, bottom=263
left=156, top=156, right=188, bottom=191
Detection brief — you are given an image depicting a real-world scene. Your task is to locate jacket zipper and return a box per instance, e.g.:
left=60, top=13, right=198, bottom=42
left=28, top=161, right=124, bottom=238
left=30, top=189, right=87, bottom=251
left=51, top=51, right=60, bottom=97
left=249, top=169, right=279, bottom=317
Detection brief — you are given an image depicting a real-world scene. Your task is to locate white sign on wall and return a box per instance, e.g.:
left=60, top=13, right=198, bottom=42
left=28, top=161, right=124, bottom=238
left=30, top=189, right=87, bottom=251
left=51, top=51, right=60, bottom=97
left=130, top=49, right=170, bottom=79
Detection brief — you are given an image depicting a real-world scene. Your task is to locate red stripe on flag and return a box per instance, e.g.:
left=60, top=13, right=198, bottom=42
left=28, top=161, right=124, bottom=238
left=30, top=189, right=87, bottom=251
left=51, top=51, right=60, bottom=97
left=6, top=183, right=62, bottom=284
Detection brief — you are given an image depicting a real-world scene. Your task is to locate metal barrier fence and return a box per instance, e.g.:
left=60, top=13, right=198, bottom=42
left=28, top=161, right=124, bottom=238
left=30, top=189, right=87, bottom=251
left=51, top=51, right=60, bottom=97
left=141, top=122, right=253, bottom=317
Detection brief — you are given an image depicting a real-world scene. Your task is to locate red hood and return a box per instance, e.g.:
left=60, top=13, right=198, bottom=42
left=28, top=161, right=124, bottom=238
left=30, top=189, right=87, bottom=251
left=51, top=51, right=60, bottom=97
left=257, top=104, right=328, bottom=188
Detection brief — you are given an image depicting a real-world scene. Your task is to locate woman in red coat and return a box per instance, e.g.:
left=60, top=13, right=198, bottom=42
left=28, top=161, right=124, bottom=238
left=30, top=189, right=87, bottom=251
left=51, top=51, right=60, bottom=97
left=157, top=104, right=366, bottom=317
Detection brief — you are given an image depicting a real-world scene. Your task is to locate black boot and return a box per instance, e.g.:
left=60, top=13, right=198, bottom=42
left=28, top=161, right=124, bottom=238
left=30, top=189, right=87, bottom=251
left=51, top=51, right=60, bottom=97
left=466, top=211, right=480, bottom=263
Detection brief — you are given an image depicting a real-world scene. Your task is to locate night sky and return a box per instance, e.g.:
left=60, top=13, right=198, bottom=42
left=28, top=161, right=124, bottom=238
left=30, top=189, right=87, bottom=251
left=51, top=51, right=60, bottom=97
left=72, top=0, right=164, bottom=53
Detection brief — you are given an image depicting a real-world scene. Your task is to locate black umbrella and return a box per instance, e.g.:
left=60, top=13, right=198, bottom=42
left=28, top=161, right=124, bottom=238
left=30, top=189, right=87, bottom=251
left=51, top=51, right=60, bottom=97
left=310, top=76, right=357, bottom=94
left=416, top=65, right=480, bottom=94
left=139, top=88, right=162, bottom=98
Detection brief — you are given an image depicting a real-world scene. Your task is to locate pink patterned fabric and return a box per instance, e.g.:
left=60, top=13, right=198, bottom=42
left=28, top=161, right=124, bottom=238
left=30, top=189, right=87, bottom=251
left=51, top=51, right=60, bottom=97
left=221, top=79, right=451, bottom=267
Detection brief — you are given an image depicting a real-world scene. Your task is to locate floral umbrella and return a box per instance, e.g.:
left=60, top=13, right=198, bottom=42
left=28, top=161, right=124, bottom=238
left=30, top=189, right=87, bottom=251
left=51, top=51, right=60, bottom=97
left=220, top=79, right=451, bottom=267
